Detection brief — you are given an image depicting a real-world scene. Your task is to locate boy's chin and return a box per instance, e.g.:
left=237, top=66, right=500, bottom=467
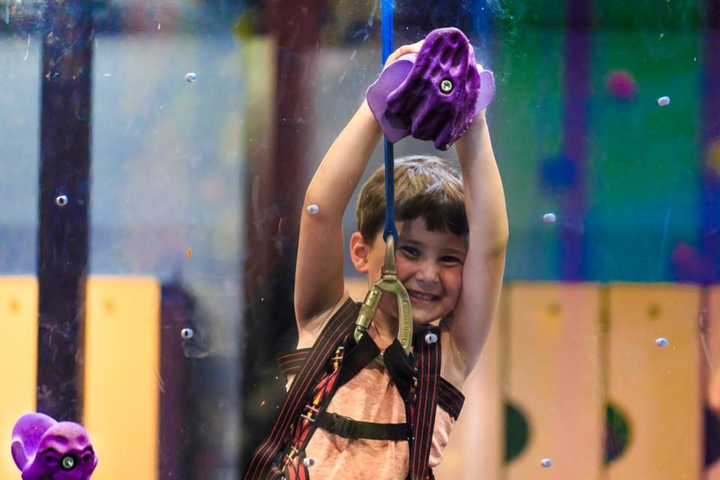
left=412, top=313, right=441, bottom=326
left=376, top=301, right=443, bottom=326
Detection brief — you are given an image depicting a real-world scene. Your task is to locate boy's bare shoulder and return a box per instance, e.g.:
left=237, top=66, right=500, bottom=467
left=295, top=292, right=353, bottom=349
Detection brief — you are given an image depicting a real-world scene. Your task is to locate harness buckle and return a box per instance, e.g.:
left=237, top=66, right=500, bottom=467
left=300, top=404, right=320, bottom=423
left=354, top=235, right=413, bottom=356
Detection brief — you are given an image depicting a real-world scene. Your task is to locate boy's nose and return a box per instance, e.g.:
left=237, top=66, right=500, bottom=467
left=416, top=262, right=440, bottom=283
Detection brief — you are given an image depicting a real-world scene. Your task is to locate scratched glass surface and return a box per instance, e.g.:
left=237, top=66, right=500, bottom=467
left=0, top=1, right=717, bottom=479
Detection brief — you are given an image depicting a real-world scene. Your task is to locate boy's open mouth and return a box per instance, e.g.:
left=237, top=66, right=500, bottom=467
left=407, top=289, right=440, bottom=302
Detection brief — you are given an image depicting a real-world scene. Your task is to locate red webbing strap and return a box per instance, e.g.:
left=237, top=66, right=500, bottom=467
left=243, top=299, right=360, bottom=480
left=282, top=344, right=345, bottom=479
left=410, top=326, right=441, bottom=480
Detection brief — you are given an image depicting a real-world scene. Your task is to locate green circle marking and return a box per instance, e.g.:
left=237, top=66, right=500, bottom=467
left=504, top=401, right=530, bottom=463
left=605, top=402, right=631, bottom=464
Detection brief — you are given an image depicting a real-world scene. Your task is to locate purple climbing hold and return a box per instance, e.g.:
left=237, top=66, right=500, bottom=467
left=11, top=413, right=98, bottom=479
left=367, top=27, right=495, bottom=150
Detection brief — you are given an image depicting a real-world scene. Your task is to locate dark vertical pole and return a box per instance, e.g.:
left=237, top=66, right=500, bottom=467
left=561, top=0, right=592, bottom=280
left=240, top=0, right=326, bottom=471
left=159, top=284, right=193, bottom=479
left=37, top=0, right=93, bottom=421
left=701, top=0, right=720, bottom=283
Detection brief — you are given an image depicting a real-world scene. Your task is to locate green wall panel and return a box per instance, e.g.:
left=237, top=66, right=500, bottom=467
left=494, top=26, right=565, bottom=280
left=587, top=28, right=701, bottom=281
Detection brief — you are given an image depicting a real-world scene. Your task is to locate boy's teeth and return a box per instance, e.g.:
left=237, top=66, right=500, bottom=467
left=411, top=291, right=435, bottom=301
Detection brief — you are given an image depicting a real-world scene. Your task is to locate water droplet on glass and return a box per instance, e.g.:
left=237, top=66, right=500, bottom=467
left=55, top=195, right=68, bottom=207
left=656, top=337, right=669, bottom=347
left=657, top=96, right=671, bottom=107
left=181, top=328, right=194, bottom=340
left=185, top=72, right=198, bottom=83
left=541, top=458, right=553, bottom=468
left=543, top=213, right=556, bottom=224
left=307, top=204, right=320, bottom=215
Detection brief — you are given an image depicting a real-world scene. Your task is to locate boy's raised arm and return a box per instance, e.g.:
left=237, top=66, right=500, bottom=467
left=451, top=114, right=509, bottom=373
left=294, top=101, right=382, bottom=325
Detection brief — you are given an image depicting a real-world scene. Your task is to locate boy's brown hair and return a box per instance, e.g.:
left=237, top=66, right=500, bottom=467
left=356, top=155, right=468, bottom=242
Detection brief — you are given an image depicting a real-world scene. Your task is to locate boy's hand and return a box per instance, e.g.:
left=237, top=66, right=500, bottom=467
left=384, top=41, right=424, bottom=68
left=475, top=63, right=489, bottom=121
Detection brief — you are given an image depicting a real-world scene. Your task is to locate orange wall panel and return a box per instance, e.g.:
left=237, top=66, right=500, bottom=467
left=704, top=286, right=720, bottom=480
left=606, top=284, right=702, bottom=480
left=505, top=282, right=604, bottom=480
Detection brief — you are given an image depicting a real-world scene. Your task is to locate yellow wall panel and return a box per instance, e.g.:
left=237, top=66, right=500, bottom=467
left=606, top=284, right=701, bottom=480
left=505, top=282, right=604, bottom=480
left=0, top=277, right=37, bottom=480
left=84, top=277, right=160, bottom=480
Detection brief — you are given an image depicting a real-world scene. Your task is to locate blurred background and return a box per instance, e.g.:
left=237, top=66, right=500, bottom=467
left=0, top=0, right=718, bottom=478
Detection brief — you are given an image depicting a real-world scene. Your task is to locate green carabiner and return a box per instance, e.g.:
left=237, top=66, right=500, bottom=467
left=354, top=236, right=413, bottom=355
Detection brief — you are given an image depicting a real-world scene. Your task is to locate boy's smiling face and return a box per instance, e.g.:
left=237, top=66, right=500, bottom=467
left=351, top=217, right=467, bottom=327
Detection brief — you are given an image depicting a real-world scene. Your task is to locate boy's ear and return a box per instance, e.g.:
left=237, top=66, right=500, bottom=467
left=350, top=232, right=371, bottom=273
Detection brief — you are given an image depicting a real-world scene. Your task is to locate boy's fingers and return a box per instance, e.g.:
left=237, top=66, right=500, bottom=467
left=401, top=40, right=424, bottom=55
left=385, top=40, right=425, bottom=66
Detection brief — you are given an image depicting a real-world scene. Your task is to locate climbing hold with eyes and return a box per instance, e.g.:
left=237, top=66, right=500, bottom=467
left=366, top=27, right=496, bottom=150
left=11, top=413, right=98, bottom=479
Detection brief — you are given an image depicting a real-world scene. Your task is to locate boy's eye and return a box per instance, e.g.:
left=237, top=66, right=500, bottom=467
left=441, top=256, right=463, bottom=265
left=399, top=246, right=420, bottom=258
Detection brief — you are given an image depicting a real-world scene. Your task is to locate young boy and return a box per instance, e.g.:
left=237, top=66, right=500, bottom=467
left=246, top=41, right=508, bottom=480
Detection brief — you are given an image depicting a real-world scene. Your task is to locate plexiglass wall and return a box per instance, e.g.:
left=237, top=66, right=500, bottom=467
left=1, top=1, right=718, bottom=479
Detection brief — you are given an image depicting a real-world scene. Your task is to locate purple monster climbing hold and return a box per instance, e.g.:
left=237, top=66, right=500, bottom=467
left=11, top=413, right=98, bottom=480
left=367, top=27, right=495, bottom=150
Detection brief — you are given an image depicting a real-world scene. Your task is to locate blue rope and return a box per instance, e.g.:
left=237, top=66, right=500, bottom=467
left=381, top=0, right=397, bottom=241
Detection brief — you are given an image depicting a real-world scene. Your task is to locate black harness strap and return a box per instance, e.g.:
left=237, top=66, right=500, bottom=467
left=279, top=338, right=465, bottom=420
left=411, top=326, right=441, bottom=480
left=277, top=349, right=311, bottom=376
left=336, top=332, right=381, bottom=389
left=381, top=340, right=417, bottom=400
left=438, top=378, right=465, bottom=421
left=243, top=299, right=360, bottom=480
left=316, top=411, right=409, bottom=441
left=382, top=326, right=442, bottom=480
